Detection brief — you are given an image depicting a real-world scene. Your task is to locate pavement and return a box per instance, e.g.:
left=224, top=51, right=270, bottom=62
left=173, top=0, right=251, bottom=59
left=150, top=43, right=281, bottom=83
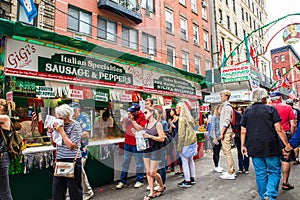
left=90, top=149, right=300, bottom=200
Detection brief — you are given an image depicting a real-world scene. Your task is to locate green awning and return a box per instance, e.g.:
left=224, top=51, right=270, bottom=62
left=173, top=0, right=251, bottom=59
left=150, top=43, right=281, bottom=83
left=0, top=18, right=207, bottom=89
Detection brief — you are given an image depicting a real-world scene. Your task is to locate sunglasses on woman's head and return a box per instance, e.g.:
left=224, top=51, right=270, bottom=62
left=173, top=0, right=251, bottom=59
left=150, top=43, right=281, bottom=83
left=144, top=111, right=148, bottom=114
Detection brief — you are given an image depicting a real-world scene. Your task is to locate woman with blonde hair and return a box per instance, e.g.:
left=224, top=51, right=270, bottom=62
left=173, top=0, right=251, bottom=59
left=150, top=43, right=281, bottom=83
left=0, top=99, right=14, bottom=199
left=176, top=102, right=197, bottom=188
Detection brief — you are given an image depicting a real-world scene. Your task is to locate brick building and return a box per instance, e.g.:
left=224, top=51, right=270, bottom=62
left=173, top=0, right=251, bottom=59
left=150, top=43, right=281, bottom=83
left=271, top=45, right=300, bottom=96
left=53, top=0, right=211, bottom=76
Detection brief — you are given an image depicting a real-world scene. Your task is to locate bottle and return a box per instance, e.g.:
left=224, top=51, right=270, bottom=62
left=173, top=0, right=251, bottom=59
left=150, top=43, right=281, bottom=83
left=145, top=138, right=150, bottom=149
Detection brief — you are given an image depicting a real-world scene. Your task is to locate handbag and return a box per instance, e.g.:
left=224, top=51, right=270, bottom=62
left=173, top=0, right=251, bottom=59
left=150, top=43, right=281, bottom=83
left=135, top=130, right=147, bottom=151
left=54, top=146, right=80, bottom=178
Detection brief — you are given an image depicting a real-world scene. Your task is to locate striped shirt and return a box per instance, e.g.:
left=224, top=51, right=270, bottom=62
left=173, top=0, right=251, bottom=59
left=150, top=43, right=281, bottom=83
left=56, top=121, right=82, bottom=159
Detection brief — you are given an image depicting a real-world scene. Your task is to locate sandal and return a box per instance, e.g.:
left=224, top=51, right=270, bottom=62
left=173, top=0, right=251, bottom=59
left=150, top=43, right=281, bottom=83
left=282, top=183, right=294, bottom=190
left=154, top=186, right=165, bottom=197
left=144, top=195, right=156, bottom=200
left=175, top=171, right=183, bottom=175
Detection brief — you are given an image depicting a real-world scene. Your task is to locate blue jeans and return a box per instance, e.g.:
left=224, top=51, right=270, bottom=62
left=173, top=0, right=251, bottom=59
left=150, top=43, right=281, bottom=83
left=158, top=148, right=167, bottom=184
left=120, top=144, right=144, bottom=184
left=252, top=156, right=281, bottom=200
left=0, top=152, right=13, bottom=200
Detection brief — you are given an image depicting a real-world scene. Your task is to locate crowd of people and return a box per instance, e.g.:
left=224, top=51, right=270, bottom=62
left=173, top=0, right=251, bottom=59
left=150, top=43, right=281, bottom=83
left=2, top=87, right=300, bottom=200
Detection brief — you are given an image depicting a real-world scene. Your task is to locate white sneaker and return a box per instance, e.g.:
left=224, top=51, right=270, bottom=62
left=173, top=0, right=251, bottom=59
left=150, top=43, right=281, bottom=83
left=116, top=182, right=127, bottom=189
left=154, top=184, right=166, bottom=191
left=134, top=181, right=144, bottom=188
left=214, top=166, right=224, bottom=173
left=220, top=172, right=236, bottom=180
left=83, top=191, right=94, bottom=200
left=221, top=171, right=236, bottom=177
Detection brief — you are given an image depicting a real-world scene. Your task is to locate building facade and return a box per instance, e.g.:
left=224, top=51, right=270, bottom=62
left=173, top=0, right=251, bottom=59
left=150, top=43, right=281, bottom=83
left=271, top=45, right=300, bottom=96
left=207, top=0, right=271, bottom=91
left=53, top=0, right=211, bottom=76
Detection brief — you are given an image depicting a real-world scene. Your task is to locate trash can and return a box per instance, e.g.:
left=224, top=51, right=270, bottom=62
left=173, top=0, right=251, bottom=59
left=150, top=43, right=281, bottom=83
left=193, top=132, right=205, bottom=160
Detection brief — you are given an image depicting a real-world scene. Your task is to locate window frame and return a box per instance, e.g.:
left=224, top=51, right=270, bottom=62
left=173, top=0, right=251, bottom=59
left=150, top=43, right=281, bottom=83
left=180, top=17, right=188, bottom=40
left=182, top=51, right=189, bottom=71
left=68, top=6, right=92, bottom=35
left=274, top=56, right=279, bottom=63
left=179, top=0, right=186, bottom=6
left=194, top=56, right=201, bottom=74
left=165, top=8, right=174, bottom=33
left=97, top=17, right=117, bottom=42
left=141, top=0, right=155, bottom=13
left=142, top=32, right=156, bottom=55
left=167, top=46, right=175, bottom=67
left=280, top=55, right=285, bottom=62
left=122, top=26, right=139, bottom=50
left=193, top=24, right=199, bottom=45
left=191, top=0, right=197, bottom=13
left=203, top=31, right=209, bottom=50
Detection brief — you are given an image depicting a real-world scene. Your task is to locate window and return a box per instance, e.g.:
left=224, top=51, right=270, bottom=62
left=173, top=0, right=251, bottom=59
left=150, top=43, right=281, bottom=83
left=241, top=8, right=244, bottom=20
left=180, top=17, right=188, bottom=40
left=191, top=0, right=197, bottom=13
left=202, top=6, right=207, bottom=20
left=195, top=56, right=201, bottom=74
left=165, top=9, right=174, bottom=33
left=282, top=67, right=286, bottom=75
left=275, top=68, right=279, bottom=77
left=141, top=0, right=154, bottom=13
left=142, top=32, right=156, bottom=55
left=193, top=24, right=199, bottom=45
left=182, top=51, right=189, bottom=71
left=179, top=0, right=186, bottom=6
left=233, top=0, right=236, bottom=12
left=234, top=22, right=238, bottom=36
left=249, top=16, right=252, bottom=28
left=274, top=56, right=279, bottom=63
left=18, top=4, right=37, bottom=25
left=203, top=31, right=209, bottom=50
left=167, top=47, right=175, bottom=66
left=280, top=55, right=285, bottom=62
left=226, top=0, right=228, bottom=5
left=98, top=18, right=117, bottom=42
left=219, top=9, right=223, bottom=23
left=205, top=61, right=210, bottom=70
left=68, top=7, right=91, bottom=35
left=227, top=15, right=231, bottom=30
left=122, top=26, right=138, bottom=50
left=246, top=12, right=248, bottom=21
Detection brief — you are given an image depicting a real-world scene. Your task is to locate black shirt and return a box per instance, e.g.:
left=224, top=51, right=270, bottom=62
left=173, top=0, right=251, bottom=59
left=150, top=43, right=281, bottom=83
left=240, top=103, right=282, bottom=157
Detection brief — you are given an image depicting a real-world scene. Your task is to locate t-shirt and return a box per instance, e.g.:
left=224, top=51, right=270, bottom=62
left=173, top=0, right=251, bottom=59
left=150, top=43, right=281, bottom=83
left=240, top=103, right=282, bottom=157
left=124, top=111, right=147, bottom=146
left=271, top=101, right=295, bottom=132
left=56, top=121, right=82, bottom=159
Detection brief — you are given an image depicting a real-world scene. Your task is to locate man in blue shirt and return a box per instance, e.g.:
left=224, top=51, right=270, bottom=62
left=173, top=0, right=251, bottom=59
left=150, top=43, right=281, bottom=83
left=69, top=102, right=93, bottom=200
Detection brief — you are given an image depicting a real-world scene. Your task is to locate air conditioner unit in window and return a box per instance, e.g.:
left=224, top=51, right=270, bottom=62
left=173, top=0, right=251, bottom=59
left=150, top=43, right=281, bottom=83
left=202, top=1, right=207, bottom=8
left=146, top=53, right=154, bottom=60
left=73, top=33, right=87, bottom=41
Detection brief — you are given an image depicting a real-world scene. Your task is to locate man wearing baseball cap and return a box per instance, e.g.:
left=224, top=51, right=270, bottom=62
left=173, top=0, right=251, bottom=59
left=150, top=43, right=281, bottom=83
left=270, top=91, right=297, bottom=191
left=69, top=102, right=94, bottom=199
left=116, top=103, right=147, bottom=189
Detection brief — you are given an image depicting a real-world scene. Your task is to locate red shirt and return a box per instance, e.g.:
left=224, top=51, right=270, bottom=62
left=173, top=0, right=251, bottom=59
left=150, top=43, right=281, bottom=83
left=271, top=101, right=296, bottom=132
left=124, top=111, right=147, bottom=146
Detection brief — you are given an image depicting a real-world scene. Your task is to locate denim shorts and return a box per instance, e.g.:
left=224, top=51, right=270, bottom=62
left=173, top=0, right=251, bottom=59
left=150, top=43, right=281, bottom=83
left=143, top=148, right=164, bottom=161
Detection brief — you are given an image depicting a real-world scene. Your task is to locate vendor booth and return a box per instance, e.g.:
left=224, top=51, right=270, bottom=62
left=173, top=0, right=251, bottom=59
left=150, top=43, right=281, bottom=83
left=0, top=19, right=207, bottom=200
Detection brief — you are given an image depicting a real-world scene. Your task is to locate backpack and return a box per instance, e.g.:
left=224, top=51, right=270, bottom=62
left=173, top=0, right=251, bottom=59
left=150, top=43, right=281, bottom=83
left=0, top=124, right=25, bottom=159
left=227, top=105, right=242, bottom=134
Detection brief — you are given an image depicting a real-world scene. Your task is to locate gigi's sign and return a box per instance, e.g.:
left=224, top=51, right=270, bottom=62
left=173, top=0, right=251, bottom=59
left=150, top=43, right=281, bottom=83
left=7, top=43, right=36, bottom=68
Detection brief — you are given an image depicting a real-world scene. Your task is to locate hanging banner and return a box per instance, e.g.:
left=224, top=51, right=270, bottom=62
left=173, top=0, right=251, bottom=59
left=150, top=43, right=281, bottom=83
left=143, top=70, right=202, bottom=99
left=282, top=24, right=300, bottom=44
left=68, top=89, right=83, bottom=99
left=35, top=86, right=56, bottom=98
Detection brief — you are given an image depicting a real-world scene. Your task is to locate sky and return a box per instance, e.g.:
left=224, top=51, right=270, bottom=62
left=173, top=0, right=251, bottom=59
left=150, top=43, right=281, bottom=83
left=266, top=0, right=300, bottom=52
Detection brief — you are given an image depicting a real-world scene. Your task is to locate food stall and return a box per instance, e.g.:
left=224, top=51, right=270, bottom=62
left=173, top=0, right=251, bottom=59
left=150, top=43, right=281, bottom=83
left=0, top=19, right=207, bottom=200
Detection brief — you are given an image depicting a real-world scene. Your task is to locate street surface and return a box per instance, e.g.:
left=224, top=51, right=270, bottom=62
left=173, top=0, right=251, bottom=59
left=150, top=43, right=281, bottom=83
left=91, top=149, right=300, bottom=200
